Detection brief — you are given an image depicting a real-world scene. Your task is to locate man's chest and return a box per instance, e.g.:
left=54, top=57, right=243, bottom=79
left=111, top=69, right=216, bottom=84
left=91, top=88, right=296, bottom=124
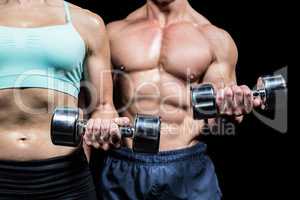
left=111, top=23, right=214, bottom=80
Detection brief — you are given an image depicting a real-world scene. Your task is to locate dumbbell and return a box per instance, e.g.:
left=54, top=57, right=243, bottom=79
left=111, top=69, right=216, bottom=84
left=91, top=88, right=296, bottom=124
left=51, top=107, right=161, bottom=154
left=191, top=74, right=287, bottom=120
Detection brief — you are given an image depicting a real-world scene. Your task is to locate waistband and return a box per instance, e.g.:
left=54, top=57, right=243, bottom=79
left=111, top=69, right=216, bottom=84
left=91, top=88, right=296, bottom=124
left=0, top=147, right=84, bottom=168
left=107, top=142, right=207, bottom=164
left=0, top=148, right=93, bottom=197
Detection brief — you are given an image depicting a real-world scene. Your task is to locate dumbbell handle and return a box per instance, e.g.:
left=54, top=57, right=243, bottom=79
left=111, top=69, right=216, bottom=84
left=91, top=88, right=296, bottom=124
left=252, top=88, right=266, bottom=98
left=76, top=120, right=134, bottom=138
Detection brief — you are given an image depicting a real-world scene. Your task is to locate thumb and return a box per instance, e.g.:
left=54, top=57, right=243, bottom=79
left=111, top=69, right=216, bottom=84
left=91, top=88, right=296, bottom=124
left=253, top=98, right=263, bottom=108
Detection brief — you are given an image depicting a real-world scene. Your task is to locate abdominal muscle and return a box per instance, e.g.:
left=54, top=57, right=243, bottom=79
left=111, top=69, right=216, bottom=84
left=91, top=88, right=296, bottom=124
left=122, top=100, right=206, bottom=151
left=118, top=68, right=206, bottom=151
left=0, top=88, right=78, bottom=161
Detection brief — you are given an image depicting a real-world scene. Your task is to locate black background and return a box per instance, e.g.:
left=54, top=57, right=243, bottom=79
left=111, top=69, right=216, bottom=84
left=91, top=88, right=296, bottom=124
left=69, top=0, right=291, bottom=199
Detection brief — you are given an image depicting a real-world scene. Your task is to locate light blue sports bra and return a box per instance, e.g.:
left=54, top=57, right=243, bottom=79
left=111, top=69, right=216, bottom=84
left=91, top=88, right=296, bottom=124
left=0, top=1, right=86, bottom=98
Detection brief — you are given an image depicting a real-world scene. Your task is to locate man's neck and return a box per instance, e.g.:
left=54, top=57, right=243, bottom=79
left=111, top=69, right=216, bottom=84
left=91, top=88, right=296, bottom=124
left=146, top=0, right=190, bottom=26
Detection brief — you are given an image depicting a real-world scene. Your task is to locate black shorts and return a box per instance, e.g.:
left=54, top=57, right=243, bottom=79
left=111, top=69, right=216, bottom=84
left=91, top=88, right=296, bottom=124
left=98, top=143, right=222, bottom=200
left=0, top=148, right=97, bottom=200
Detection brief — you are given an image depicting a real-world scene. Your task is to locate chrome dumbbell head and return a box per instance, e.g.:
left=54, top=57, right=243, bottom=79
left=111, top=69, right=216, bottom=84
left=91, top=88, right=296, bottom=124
left=191, top=84, right=218, bottom=120
left=132, top=114, right=161, bottom=154
left=51, top=107, right=82, bottom=147
left=256, top=74, right=287, bottom=111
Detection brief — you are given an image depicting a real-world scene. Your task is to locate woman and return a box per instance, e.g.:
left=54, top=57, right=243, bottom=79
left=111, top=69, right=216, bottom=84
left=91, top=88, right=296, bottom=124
left=0, top=0, right=123, bottom=199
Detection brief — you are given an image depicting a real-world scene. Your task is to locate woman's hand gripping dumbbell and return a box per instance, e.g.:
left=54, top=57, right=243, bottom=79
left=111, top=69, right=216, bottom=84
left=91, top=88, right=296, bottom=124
left=50, top=107, right=161, bottom=154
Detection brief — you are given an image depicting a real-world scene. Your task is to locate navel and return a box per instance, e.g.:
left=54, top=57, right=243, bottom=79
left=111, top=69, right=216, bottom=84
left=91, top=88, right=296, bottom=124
left=18, top=137, right=28, bottom=142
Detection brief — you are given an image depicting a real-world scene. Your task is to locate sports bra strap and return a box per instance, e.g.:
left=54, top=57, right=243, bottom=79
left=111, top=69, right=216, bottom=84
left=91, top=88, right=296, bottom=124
left=63, top=1, right=72, bottom=23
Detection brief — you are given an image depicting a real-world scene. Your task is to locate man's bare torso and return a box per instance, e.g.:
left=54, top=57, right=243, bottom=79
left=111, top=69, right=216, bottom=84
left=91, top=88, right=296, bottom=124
left=109, top=5, right=233, bottom=150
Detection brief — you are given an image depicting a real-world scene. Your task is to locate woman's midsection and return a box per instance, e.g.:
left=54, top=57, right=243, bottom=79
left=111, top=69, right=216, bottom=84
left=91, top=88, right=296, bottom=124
left=0, top=88, right=78, bottom=161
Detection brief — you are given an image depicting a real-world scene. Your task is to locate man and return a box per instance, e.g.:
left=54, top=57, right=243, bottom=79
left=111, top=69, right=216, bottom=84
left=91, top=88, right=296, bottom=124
left=97, top=0, right=263, bottom=199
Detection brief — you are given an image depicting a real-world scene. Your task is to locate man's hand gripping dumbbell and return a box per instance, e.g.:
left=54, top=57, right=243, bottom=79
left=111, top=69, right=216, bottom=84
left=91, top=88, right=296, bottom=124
left=191, top=74, right=287, bottom=120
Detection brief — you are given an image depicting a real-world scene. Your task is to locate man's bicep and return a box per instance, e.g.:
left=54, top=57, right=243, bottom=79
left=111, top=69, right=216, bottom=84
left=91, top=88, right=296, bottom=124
left=201, top=25, right=238, bottom=89
left=202, top=62, right=237, bottom=89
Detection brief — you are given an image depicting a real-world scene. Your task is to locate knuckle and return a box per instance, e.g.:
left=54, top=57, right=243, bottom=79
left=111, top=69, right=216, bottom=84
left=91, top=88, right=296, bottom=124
left=231, top=85, right=239, bottom=90
left=85, top=130, right=92, bottom=137
left=93, top=131, right=101, bottom=138
left=245, top=90, right=252, bottom=97
left=102, top=127, right=109, bottom=133
left=234, top=88, right=243, bottom=96
left=240, top=85, right=249, bottom=90
left=93, top=126, right=100, bottom=133
left=217, top=91, right=225, bottom=100
left=86, top=125, right=93, bottom=132
left=217, top=95, right=224, bottom=101
left=225, top=89, right=233, bottom=97
left=243, top=87, right=252, bottom=94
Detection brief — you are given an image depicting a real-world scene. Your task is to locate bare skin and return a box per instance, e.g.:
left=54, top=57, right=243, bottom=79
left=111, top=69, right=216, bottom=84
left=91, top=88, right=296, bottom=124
left=0, top=0, right=118, bottom=161
left=108, top=0, right=261, bottom=151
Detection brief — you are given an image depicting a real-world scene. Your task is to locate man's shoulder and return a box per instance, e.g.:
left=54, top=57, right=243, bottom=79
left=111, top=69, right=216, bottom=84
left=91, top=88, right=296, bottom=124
left=189, top=9, right=238, bottom=64
left=189, top=8, right=234, bottom=43
left=199, top=24, right=232, bottom=42
left=107, top=6, right=147, bottom=37
left=201, top=24, right=237, bottom=51
left=198, top=24, right=238, bottom=65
